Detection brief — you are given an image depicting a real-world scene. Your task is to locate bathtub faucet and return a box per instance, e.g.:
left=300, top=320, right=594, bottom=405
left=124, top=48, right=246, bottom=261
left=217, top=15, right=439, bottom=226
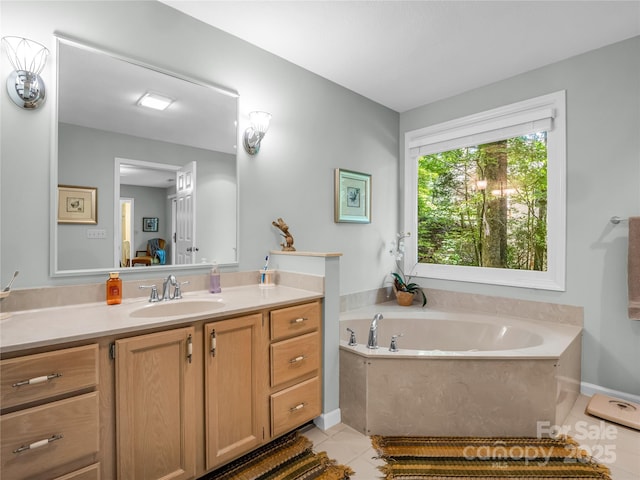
left=367, top=313, right=383, bottom=349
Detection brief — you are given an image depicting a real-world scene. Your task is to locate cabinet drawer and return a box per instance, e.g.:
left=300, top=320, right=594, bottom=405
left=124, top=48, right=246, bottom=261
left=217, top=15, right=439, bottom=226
left=54, top=463, right=100, bottom=480
left=271, top=332, right=320, bottom=388
left=1, top=344, right=98, bottom=410
left=270, top=302, right=320, bottom=341
left=1, top=391, right=99, bottom=480
left=271, top=377, right=321, bottom=437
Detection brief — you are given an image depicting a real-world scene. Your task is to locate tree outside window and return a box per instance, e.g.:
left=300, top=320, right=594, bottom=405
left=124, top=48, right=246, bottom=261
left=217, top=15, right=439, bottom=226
left=417, top=133, right=548, bottom=272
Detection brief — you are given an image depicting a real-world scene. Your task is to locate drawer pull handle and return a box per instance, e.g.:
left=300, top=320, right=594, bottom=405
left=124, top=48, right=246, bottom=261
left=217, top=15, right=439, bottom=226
left=210, top=330, right=217, bottom=357
left=289, top=403, right=306, bottom=413
left=290, top=317, right=307, bottom=324
left=187, top=334, right=193, bottom=364
left=13, top=434, right=63, bottom=454
left=289, top=355, right=305, bottom=364
left=12, top=373, right=62, bottom=387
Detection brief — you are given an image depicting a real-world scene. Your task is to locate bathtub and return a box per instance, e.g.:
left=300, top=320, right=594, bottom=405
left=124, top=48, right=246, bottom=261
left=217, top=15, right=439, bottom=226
left=339, top=305, right=582, bottom=437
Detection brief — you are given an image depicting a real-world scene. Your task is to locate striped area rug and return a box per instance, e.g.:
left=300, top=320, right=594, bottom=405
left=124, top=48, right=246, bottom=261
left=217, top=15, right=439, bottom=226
left=371, top=436, right=612, bottom=480
left=203, top=431, right=353, bottom=480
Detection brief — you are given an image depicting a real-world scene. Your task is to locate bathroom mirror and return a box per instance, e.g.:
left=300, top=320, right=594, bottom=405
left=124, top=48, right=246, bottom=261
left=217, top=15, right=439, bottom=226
left=51, top=36, right=239, bottom=275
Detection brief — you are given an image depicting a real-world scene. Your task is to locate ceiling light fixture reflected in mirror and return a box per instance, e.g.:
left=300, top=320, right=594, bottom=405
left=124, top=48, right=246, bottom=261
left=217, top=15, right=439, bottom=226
left=137, top=91, right=174, bottom=111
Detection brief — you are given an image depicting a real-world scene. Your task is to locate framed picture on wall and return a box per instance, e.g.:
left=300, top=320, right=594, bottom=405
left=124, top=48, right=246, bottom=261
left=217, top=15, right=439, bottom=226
left=334, top=168, right=371, bottom=223
left=57, top=185, right=97, bottom=224
left=143, top=217, right=159, bottom=232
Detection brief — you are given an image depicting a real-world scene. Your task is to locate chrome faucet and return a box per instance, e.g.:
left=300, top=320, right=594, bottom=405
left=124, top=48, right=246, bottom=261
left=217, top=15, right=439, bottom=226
left=367, top=313, right=383, bottom=349
left=162, top=274, right=177, bottom=300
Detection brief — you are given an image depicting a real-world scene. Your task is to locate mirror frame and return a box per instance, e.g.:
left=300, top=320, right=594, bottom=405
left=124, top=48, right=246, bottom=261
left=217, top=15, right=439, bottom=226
left=49, top=33, right=240, bottom=278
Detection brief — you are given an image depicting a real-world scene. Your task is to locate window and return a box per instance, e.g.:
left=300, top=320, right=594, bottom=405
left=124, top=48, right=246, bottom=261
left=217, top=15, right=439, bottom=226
left=403, top=91, right=566, bottom=290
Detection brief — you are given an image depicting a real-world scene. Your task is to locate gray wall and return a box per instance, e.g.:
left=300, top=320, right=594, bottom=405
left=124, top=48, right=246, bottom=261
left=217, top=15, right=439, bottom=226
left=0, top=0, right=399, bottom=291
left=400, top=37, right=640, bottom=396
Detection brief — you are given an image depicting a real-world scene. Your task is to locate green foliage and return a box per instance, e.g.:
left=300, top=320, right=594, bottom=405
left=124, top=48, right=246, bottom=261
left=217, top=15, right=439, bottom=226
left=417, top=133, right=548, bottom=271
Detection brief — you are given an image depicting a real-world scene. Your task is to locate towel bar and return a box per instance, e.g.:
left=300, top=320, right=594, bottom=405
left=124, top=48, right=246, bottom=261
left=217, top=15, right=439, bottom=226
left=610, top=216, right=628, bottom=224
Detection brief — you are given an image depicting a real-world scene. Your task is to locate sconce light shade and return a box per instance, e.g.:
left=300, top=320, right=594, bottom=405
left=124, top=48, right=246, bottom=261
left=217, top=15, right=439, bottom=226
left=2, top=36, right=50, bottom=109
left=243, top=111, right=272, bottom=155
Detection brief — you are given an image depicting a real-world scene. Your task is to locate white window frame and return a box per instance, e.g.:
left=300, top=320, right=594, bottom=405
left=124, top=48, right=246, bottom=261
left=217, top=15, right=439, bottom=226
left=403, top=90, right=566, bottom=291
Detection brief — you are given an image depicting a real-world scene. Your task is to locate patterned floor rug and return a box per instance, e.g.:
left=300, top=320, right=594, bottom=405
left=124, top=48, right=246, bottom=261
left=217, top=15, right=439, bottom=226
left=371, top=436, right=612, bottom=480
left=202, top=431, right=353, bottom=479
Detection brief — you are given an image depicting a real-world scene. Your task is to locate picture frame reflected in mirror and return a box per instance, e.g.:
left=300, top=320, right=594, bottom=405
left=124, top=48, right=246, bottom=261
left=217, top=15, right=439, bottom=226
left=57, top=185, right=97, bottom=224
left=142, top=217, right=159, bottom=232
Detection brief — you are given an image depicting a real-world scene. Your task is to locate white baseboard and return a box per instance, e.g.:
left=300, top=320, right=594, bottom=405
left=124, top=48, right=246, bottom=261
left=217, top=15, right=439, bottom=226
left=581, top=382, right=640, bottom=404
left=313, top=409, right=341, bottom=431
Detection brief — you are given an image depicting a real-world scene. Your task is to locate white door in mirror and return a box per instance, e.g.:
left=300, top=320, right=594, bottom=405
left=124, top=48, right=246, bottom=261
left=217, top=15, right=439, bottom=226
left=176, top=161, right=197, bottom=264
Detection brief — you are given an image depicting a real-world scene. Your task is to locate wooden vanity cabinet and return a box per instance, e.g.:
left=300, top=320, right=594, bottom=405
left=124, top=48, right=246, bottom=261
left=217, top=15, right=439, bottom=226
left=115, top=326, right=196, bottom=480
left=1, top=298, right=322, bottom=480
left=268, top=301, right=322, bottom=437
left=0, top=344, right=100, bottom=480
left=203, top=313, right=263, bottom=470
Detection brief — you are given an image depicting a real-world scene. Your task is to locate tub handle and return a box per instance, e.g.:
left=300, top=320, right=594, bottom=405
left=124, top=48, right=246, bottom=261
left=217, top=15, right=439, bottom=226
left=346, top=328, right=357, bottom=346
left=389, top=334, right=404, bottom=352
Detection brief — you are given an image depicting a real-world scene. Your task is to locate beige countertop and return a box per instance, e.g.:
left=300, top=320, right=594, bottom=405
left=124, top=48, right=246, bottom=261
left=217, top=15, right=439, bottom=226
left=0, top=285, right=323, bottom=354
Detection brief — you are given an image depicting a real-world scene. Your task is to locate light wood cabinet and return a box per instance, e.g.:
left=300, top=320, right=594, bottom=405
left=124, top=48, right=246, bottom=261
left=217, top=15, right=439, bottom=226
left=115, top=327, right=196, bottom=480
left=1, top=297, right=322, bottom=480
left=268, top=301, right=322, bottom=439
left=271, top=377, right=321, bottom=436
left=1, top=344, right=98, bottom=409
left=204, top=313, right=263, bottom=469
left=0, top=344, right=100, bottom=480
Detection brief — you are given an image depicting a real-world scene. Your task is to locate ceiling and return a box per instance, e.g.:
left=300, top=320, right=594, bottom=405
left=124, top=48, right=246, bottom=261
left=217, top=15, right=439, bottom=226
left=57, top=39, right=238, bottom=188
left=161, top=0, right=640, bottom=113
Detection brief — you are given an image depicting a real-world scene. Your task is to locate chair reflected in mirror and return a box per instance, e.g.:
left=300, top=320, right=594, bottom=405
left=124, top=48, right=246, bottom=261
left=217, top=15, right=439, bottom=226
left=131, top=238, right=166, bottom=266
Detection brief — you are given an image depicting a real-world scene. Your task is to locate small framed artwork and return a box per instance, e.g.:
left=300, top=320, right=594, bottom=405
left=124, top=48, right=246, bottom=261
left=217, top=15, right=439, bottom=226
left=57, top=185, right=97, bottom=224
left=143, top=217, right=159, bottom=232
left=334, top=168, right=371, bottom=223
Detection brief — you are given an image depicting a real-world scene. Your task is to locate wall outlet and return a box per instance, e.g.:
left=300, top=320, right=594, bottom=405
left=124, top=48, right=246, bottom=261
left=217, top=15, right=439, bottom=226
left=87, top=228, right=107, bottom=239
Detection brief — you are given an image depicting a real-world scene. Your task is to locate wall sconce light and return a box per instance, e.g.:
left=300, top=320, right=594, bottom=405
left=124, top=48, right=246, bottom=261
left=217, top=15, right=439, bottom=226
left=243, top=111, right=272, bottom=155
left=2, top=36, right=50, bottom=109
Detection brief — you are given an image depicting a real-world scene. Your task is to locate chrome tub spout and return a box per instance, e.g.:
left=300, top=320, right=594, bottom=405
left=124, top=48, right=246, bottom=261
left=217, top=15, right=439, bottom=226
left=367, top=313, right=383, bottom=349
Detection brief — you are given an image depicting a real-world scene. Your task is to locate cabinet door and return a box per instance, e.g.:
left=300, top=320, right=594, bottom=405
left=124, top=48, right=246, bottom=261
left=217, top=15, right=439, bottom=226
left=204, top=314, right=263, bottom=470
left=116, top=327, right=196, bottom=480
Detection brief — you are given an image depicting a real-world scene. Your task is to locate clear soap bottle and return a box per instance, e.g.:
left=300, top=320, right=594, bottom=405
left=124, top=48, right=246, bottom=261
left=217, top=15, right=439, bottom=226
left=106, top=272, right=122, bottom=305
left=209, top=262, right=221, bottom=293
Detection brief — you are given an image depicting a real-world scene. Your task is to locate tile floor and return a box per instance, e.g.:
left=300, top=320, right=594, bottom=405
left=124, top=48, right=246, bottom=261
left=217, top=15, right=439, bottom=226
left=303, top=394, right=639, bottom=479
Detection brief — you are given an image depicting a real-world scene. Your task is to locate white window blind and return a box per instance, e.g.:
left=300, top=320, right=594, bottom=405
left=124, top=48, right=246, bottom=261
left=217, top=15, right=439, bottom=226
left=407, top=98, right=557, bottom=157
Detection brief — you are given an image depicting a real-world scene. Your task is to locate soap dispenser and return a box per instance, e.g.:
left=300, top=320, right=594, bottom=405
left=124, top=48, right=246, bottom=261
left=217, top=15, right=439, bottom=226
left=209, top=262, right=221, bottom=293
left=106, top=272, right=122, bottom=305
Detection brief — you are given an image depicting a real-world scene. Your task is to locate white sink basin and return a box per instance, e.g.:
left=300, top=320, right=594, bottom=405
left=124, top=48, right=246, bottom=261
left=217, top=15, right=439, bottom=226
left=130, top=299, right=225, bottom=318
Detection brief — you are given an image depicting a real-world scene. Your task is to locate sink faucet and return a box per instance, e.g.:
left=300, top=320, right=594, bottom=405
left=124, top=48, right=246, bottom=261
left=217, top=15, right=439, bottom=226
left=367, top=313, right=383, bottom=349
left=162, top=274, right=177, bottom=300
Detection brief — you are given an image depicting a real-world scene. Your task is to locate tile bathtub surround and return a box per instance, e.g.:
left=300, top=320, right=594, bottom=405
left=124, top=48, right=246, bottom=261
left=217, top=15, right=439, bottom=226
left=303, top=395, right=640, bottom=479
left=340, top=350, right=577, bottom=438
left=340, top=286, right=583, bottom=326
left=1, top=271, right=323, bottom=313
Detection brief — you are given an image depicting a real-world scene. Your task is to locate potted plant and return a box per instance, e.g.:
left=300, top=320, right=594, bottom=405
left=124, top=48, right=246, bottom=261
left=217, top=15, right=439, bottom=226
left=391, top=271, right=427, bottom=306
left=389, top=232, right=427, bottom=307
